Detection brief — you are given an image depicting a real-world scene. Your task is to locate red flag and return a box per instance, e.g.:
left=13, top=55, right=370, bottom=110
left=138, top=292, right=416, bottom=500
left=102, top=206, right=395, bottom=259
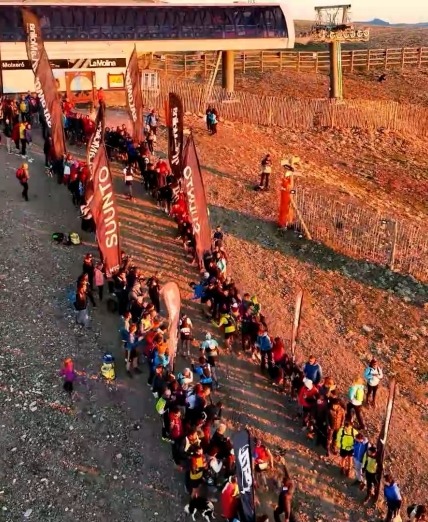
left=85, top=105, right=121, bottom=277
left=182, top=134, right=212, bottom=267
left=22, top=9, right=66, bottom=160
left=125, top=46, right=144, bottom=142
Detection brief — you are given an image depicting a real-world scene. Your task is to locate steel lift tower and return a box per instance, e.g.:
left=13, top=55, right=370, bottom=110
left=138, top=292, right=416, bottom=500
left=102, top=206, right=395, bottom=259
left=307, top=5, right=370, bottom=99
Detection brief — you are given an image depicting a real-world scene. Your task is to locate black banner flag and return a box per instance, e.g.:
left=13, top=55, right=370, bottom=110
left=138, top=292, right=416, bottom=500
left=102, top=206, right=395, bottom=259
left=167, top=92, right=184, bottom=180
left=84, top=105, right=121, bottom=277
left=125, top=46, right=144, bottom=142
left=182, top=134, right=211, bottom=267
left=22, top=9, right=66, bottom=160
left=233, top=429, right=256, bottom=522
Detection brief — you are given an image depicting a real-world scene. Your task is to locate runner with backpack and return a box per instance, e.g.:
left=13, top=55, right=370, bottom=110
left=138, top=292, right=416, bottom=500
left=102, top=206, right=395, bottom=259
left=16, top=163, right=30, bottom=201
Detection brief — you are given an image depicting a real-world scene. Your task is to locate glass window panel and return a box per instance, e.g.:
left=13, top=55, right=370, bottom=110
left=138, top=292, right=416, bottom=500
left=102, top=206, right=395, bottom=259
left=1, top=5, right=287, bottom=41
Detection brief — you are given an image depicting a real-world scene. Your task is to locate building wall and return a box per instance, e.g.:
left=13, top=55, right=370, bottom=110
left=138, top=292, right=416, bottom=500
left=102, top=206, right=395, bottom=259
left=0, top=37, right=293, bottom=93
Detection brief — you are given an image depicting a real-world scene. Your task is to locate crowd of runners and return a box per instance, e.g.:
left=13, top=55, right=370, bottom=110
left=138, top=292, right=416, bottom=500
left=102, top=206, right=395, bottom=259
left=1, top=95, right=426, bottom=522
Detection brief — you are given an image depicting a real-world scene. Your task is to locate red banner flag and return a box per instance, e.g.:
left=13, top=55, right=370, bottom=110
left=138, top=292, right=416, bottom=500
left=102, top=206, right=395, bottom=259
left=22, top=9, right=66, bottom=160
left=85, top=105, right=121, bottom=277
left=125, top=46, right=144, bottom=143
left=182, top=134, right=212, bottom=267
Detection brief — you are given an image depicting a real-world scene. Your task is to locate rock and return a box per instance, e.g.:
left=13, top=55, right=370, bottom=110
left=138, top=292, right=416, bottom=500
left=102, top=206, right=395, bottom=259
left=362, top=325, right=373, bottom=333
left=24, top=509, right=33, bottom=518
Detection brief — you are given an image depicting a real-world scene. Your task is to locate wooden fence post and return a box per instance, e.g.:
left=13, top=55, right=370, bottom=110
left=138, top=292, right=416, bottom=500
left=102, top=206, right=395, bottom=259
left=384, top=49, right=387, bottom=69
left=297, top=52, right=301, bottom=72
left=367, top=49, right=371, bottom=71
left=184, top=54, right=187, bottom=77
left=401, top=48, right=406, bottom=70
left=350, top=50, right=355, bottom=72
left=315, top=51, right=319, bottom=73
left=204, top=53, right=207, bottom=79
left=389, top=220, right=398, bottom=271
left=418, top=47, right=423, bottom=68
left=261, top=50, right=264, bottom=73
left=279, top=51, right=283, bottom=71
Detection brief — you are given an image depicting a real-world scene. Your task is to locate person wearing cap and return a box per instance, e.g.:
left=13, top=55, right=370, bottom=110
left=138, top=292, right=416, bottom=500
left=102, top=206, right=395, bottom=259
left=347, top=377, right=366, bottom=430
left=362, top=445, right=378, bottom=502
left=364, top=358, right=383, bottom=408
left=200, top=333, right=220, bottom=387
left=297, top=378, right=319, bottom=431
left=16, top=163, right=30, bottom=201
left=259, top=153, right=272, bottom=190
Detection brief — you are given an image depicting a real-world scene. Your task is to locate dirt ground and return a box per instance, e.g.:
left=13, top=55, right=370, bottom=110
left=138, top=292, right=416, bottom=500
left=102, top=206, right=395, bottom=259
left=0, top=103, right=427, bottom=521
left=235, top=68, right=428, bottom=107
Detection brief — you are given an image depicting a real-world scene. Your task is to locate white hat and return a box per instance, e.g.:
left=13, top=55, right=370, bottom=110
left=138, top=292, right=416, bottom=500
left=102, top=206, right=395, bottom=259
left=303, top=378, right=313, bottom=390
left=205, top=333, right=212, bottom=340
left=203, top=272, right=210, bottom=279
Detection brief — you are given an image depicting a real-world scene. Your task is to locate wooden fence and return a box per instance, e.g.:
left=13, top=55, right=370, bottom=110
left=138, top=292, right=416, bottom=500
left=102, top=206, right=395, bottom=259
left=293, top=186, right=428, bottom=284
left=141, top=47, right=428, bottom=78
left=143, top=78, right=428, bottom=138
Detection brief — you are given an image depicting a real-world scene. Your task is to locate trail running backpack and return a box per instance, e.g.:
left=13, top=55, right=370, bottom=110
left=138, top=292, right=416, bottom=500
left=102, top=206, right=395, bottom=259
left=68, top=232, right=81, bottom=245
left=52, top=232, right=65, bottom=244
left=101, top=353, right=116, bottom=380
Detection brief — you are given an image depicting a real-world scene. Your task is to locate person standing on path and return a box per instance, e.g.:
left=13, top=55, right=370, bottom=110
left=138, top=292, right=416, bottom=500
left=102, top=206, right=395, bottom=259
left=3, top=118, right=13, bottom=153
left=383, top=474, right=402, bottom=522
left=364, top=358, right=383, bottom=408
left=123, top=165, right=134, bottom=200
left=347, top=377, right=366, bottom=430
left=273, top=472, right=296, bottom=522
left=259, top=153, right=272, bottom=190
left=147, top=273, right=161, bottom=313
left=16, top=163, right=30, bottom=201
left=97, top=87, right=106, bottom=112
left=94, top=262, right=104, bottom=301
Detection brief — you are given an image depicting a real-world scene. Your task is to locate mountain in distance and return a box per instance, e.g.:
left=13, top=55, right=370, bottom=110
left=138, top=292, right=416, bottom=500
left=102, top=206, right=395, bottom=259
left=359, top=18, right=428, bottom=27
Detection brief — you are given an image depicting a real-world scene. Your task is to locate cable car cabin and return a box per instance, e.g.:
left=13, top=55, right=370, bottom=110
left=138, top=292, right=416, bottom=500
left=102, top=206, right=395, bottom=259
left=0, top=0, right=294, bottom=94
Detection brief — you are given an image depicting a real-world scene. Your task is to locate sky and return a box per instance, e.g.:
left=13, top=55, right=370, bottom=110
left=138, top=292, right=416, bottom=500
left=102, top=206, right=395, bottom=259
left=290, top=0, right=427, bottom=24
